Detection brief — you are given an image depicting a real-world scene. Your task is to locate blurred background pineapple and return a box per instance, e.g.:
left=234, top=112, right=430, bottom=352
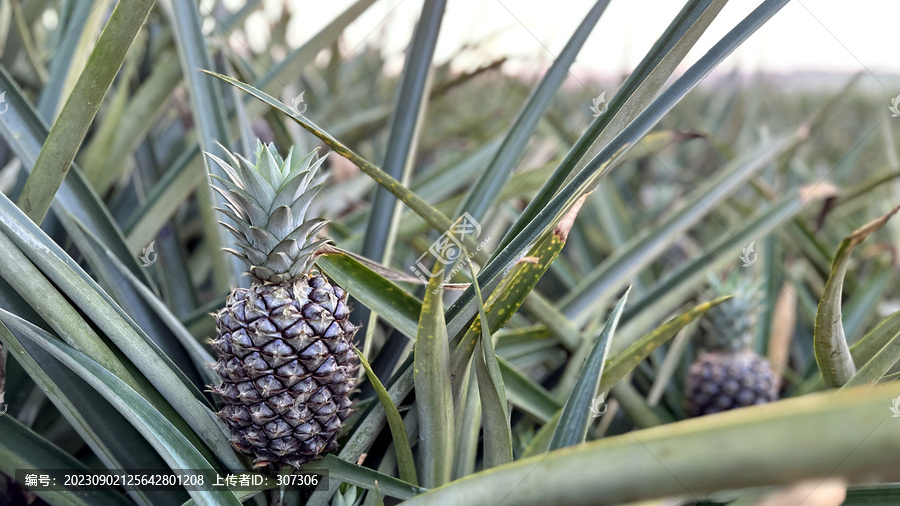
left=686, top=275, right=778, bottom=416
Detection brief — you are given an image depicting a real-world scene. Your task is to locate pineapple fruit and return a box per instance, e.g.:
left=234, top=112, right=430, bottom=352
left=686, top=275, right=777, bottom=416
left=206, top=142, right=359, bottom=468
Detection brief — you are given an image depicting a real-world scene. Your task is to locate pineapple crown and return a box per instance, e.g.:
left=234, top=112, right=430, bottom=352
left=206, top=141, right=330, bottom=283
left=700, top=273, right=759, bottom=353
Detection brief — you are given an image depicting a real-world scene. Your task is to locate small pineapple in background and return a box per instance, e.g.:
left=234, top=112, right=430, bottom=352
left=686, top=275, right=778, bottom=416
left=206, top=141, right=359, bottom=468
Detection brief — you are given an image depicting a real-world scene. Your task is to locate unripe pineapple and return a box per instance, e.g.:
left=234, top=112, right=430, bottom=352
left=686, top=276, right=777, bottom=416
left=206, top=142, right=359, bottom=468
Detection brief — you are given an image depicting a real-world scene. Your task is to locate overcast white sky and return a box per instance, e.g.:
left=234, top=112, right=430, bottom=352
left=233, top=1, right=896, bottom=86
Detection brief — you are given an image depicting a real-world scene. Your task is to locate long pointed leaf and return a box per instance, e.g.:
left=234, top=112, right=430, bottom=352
left=456, top=0, right=610, bottom=222
left=17, top=0, right=155, bottom=223
left=358, top=0, right=446, bottom=355
left=316, top=251, right=421, bottom=339
left=599, top=296, right=730, bottom=393
left=0, top=193, right=242, bottom=470
left=469, top=260, right=512, bottom=468
left=0, top=314, right=167, bottom=506
left=843, top=328, right=900, bottom=388
left=168, top=0, right=242, bottom=289
left=354, top=348, right=418, bottom=486
left=549, top=287, right=629, bottom=450
left=310, top=455, right=425, bottom=501
left=0, top=415, right=133, bottom=506
left=0, top=66, right=153, bottom=288
left=495, top=0, right=727, bottom=254
left=413, top=260, right=454, bottom=487
left=0, top=313, right=242, bottom=506
left=560, top=130, right=806, bottom=324
left=498, top=357, right=560, bottom=422
left=445, top=0, right=790, bottom=341
left=203, top=71, right=487, bottom=257
left=403, top=384, right=900, bottom=505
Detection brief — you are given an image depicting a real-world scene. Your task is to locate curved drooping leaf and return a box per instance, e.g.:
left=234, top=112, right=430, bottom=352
left=129, top=0, right=379, bottom=251
left=0, top=194, right=241, bottom=470
left=205, top=71, right=464, bottom=245
left=815, top=206, right=900, bottom=387
left=65, top=214, right=210, bottom=387
left=0, top=309, right=175, bottom=506
left=0, top=218, right=138, bottom=389
left=75, top=223, right=219, bottom=386
left=247, top=0, right=378, bottom=117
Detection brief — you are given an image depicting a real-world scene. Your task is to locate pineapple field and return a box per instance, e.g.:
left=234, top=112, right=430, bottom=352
left=2, top=0, right=900, bottom=505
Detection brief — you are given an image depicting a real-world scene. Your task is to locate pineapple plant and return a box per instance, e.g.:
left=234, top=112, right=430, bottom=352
left=686, top=275, right=778, bottom=416
left=2, top=0, right=900, bottom=504
left=206, top=141, right=359, bottom=468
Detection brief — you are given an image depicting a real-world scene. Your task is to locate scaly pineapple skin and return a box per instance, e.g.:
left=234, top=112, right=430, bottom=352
left=686, top=350, right=777, bottom=416
left=212, top=273, right=358, bottom=468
